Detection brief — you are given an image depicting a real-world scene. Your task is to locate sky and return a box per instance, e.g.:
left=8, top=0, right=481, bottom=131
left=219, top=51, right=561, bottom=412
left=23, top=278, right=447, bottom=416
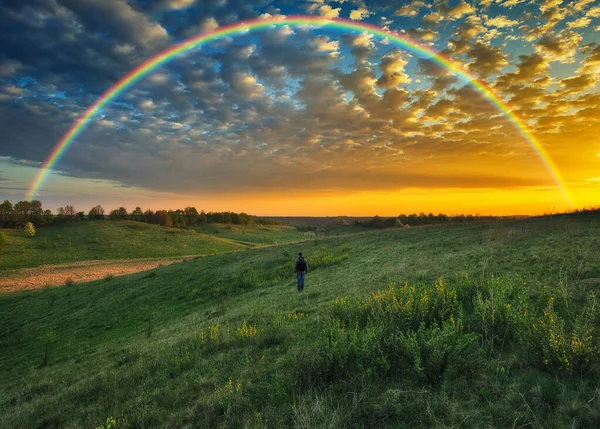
left=0, top=0, right=599, bottom=216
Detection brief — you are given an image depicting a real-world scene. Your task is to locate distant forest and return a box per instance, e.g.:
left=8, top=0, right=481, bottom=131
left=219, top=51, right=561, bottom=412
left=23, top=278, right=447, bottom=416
left=1, top=199, right=598, bottom=230
left=0, top=200, right=284, bottom=229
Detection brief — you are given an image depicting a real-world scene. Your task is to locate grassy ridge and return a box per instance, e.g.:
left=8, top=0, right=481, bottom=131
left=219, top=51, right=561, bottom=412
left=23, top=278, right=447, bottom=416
left=1, top=217, right=600, bottom=428
left=0, top=221, right=306, bottom=271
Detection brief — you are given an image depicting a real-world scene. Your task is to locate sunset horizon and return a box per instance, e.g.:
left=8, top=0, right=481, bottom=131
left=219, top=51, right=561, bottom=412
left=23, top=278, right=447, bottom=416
left=1, top=0, right=599, bottom=217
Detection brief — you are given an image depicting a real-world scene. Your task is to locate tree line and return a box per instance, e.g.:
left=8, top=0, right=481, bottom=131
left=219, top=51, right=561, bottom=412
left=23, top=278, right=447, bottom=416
left=354, top=212, right=498, bottom=228
left=0, top=200, right=284, bottom=229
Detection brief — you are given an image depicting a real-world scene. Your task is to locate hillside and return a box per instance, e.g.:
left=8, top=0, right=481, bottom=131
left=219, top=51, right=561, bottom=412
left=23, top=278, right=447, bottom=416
left=0, top=221, right=305, bottom=272
left=1, top=217, right=600, bottom=428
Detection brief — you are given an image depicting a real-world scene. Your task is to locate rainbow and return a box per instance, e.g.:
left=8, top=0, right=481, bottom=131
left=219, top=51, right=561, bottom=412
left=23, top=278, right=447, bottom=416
left=26, top=15, right=572, bottom=204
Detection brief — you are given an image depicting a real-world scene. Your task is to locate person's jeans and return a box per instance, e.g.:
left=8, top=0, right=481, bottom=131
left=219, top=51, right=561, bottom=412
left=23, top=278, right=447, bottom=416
left=297, top=272, right=305, bottom=292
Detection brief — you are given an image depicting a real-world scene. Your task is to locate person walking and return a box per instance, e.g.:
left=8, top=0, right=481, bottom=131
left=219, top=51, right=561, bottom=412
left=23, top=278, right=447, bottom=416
left=295, top=252, right=308, bottom=292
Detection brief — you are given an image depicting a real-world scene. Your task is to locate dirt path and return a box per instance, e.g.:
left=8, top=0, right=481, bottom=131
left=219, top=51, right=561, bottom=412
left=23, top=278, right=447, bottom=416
left=0, top=257, right=191, bottom=293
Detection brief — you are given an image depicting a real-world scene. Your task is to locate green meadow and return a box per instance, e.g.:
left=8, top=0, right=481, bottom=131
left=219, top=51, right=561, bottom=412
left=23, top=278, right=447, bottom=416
left=0, top=221, right=306, bottom=272
left=194, top=223, right=308, bottom=246
left=1, top=216, right=600, bottom=428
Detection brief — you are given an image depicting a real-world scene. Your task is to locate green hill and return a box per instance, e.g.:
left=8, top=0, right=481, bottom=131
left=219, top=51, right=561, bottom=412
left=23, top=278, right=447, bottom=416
left=1, top=217, right=600, bottom=428
left=0, top=221, right=305, bottom=272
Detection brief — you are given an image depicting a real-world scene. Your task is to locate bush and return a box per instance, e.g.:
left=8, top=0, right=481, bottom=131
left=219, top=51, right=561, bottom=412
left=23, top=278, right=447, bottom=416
left=0, top=231, right=6, bottom=251
left=24, top=222, right=35, bottom=237
left=65, top=277, right=74, bottom=287
left=523, top=294, right=599, bottom=374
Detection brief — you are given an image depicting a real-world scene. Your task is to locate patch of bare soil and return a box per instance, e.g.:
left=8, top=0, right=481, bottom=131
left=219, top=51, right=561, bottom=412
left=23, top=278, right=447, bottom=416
left=0, top=257, right=189, bottom=293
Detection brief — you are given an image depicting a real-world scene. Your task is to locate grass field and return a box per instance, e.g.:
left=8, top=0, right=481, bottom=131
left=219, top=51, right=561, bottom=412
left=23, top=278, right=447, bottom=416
left=0, top=221, right=306, bottom=272
left=1, top=217, right=600, bottom=428
left=194, top=223, right=307, bottom=246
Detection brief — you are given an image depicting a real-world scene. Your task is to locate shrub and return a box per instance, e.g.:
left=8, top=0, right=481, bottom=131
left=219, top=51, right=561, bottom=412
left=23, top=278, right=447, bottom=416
left=0, top=231, right=6, bottom=251
left=104, top=273, right=114, bottom=281
left=524, top=293, right=599, bottom=373
left=65, top=277, right=74, bottom=287
left=24, top=222, right=35, bottom=237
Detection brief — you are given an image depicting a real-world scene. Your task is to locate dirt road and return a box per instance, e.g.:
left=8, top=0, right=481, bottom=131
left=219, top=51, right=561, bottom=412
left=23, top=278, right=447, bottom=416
left=0, top=257, right=188, bottom=293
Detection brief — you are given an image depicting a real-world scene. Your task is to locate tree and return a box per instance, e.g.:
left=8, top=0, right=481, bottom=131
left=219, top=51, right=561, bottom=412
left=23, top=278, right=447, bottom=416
left=144, top=209, right=155, bottom=224
left=131, top=207, right=143, bottom=221
left=29, top=200, right=43, bottom=223
left=13, top=201, right=31, bottom=226
left=88, top=205, right=105, bottom=220
left=0, top=200, right=13, bottom=227
left=157, top=210, right=173, bottom=227
left=56, top=207, right=66, bottom=223
left=64, top=205, right=76, bottom=219
left=43, top=209, right=53, bottom=224
left=24, top=221, right=35, bottom=237
left=184, top=206, right=198, bottom=226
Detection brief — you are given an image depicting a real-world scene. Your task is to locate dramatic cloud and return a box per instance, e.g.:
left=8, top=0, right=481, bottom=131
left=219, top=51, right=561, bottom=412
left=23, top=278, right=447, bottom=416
left=0, top=0, right=597, bottom=213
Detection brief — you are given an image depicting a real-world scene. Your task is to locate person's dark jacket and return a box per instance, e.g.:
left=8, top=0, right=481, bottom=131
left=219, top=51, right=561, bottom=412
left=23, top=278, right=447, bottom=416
left=295, top=257, right=308, bottom=273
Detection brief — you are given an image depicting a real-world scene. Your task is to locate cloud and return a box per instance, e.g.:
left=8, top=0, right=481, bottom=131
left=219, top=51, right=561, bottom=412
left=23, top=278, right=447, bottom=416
left=162, top=0, right=197, bottom=10
left=447, top=15, right=486, bottom=54
left=485, top=15, right=519, bottom=28
left=570, top=0, right=596, bottom=13
left=540, top=0, right=563, bottom=13
left=0, top=59, right=22, bottom=77
left=394, top=1, right=427, bottom=17
left=307, top=4, right=341, bottom=19
left=349, top=7, right=369, bottom=21
left=414, top=58, right=459, bottom=92
left=495, top=53, right=550, bottom=90
left=56, top=0, right=170, bottom=51
left=559, top=74, right=597, bottom=93
left=567, top=17, right=591, bottom=28
left=341, top=32, right=375, bottom=63
left=536, top=30, right=582, bottom=63
left=406, top=28, right=439, bottom=42
left=422, top=12, right=444, bottom=26
left=436, top=1, right=475, bottom=20
left=312, top=36, right=340, bottom=54
left=376, top=51, right=411, bottom=88
left=498, top=0, right=527, bottom=6
left=465, top=41, right=509, bottom=78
